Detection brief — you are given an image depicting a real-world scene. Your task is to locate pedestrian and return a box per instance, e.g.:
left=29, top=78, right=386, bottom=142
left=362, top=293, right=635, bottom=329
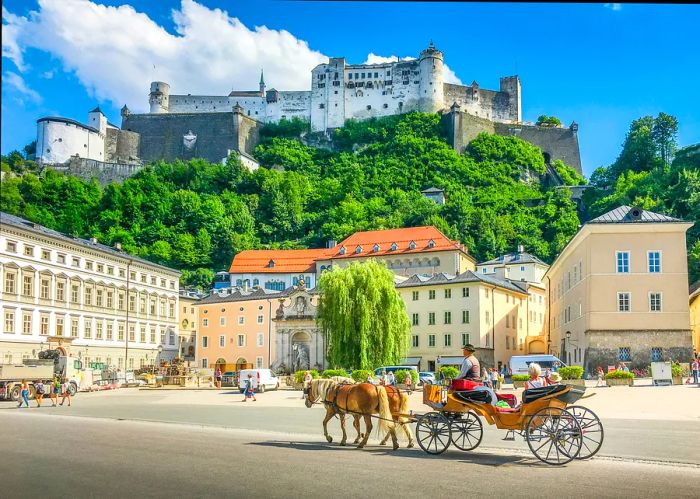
left=366, top=372, right=375, bottom=384
left=302, top=370, right=313, bottom=399
left=596, top=366, right=605, bottom=387
left=17, top=379, right=30, bottom=408
left=380, top=370, right=388, bottom=386
left=490, top=368, right=499, bottom=390
left=50, top=376, right=60, bottom=406
left=34, top=379, right=45, bottom=407
left=242, top=374, right=257, bottom=402
left=621, top=363, right=630, bottom=373
left=404, top=371, right=413, bottom=392
left=59, top=377, right=71, bottom=406
left=387, top=371, right=396, bottom=387
left=691, top=357, right=699, bottom=384
left=215, top=367, right=222, bottom=389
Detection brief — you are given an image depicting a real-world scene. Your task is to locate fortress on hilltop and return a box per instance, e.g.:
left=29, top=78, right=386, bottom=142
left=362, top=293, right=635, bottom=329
left=35, top=43, right=582, bottom=183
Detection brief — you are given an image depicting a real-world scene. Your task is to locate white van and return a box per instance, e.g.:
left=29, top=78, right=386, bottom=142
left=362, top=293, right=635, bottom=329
left=238, top=369, right=280, bottom=393
left=509, top=355, right=566, bottom=375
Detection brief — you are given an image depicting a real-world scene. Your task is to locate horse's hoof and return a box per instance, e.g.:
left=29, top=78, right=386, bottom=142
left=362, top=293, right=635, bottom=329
left=340, top=441, right=346, bottom=446
left=408, top=442, right=415, bottom=448
left=393, top=445, right=399, bottom=451
left=379, top=441, right=386, bottom=446
left=326, top=436, right=333, bottom=443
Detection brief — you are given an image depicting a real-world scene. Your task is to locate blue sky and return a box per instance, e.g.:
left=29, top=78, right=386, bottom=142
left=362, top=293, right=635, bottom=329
left=2, top=1, right=699, bottom=176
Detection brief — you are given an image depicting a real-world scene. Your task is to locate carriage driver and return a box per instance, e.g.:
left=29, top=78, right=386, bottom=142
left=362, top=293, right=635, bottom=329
left=455, top=344, right=481, bottom=380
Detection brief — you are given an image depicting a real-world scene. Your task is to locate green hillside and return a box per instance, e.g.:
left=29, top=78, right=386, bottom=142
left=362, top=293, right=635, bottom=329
left=2, top=112, right=696, bottom=289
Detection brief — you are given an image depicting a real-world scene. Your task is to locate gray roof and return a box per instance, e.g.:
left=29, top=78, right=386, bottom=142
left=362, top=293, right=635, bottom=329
left=0, top=212, right=180, bottom=275
left=588, top=206, right=683, bottom=224
left=199, top=287, right=281, bottom=304
left=478, top=251, right=548, bottom=266
left=37, top=116, right=99, bottom=134
left=421, top=187, right=445, bottom=194
left=395, top=271, right=528, bottom=294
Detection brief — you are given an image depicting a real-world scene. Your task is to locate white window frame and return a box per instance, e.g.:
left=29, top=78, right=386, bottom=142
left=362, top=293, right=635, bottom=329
left=647, top=250, right=662, bottom=273
left=202, top=318, right=208, bottom=327
left=257, top=333, right=264, bottom=347
left=649, top=292, right=662, bottom=312
left=237, top=334, right=245, bottom=347
left=201, top=358, right=208, bottom=368
left=428, top=334, right=436, bottom=347
left=256, top=356, right=263, bottom=369
left=617, top=292, right=631, bottom=312
left=616, top=251, right=630, bottom=273
left=219, top=317, right=226, bottom=326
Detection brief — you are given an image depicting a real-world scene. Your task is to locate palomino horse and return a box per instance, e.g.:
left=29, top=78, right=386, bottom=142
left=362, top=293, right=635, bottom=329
left=305, top=379, right=414, bottom=450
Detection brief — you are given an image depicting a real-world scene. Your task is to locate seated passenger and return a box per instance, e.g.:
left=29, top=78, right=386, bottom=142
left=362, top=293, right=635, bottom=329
left=455, top=344, right=481, bottom=381
left=524, top=362, right=551, bottom=390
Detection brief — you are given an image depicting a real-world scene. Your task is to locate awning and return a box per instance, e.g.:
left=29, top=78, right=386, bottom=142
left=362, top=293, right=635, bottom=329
left=437, top=356, right=465, bottom=366
left=401, top=357, right=422, bottom=366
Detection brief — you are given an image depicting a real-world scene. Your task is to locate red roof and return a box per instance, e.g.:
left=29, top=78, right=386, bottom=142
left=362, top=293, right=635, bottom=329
left=228, top=249, right=329, bottom=274
left=327, top=226, right=467, bottom=260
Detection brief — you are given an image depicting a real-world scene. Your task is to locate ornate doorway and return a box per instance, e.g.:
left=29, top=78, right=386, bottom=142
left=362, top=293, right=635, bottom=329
left=291, top=332, right=311, bottom=371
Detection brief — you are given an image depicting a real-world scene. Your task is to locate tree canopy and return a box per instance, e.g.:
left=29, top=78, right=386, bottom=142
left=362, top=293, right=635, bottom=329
left=316, top=260, right=410, bottom=370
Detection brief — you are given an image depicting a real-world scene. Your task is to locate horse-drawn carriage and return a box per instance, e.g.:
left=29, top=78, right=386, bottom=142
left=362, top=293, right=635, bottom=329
left=416, top=382, right=604, bottom=465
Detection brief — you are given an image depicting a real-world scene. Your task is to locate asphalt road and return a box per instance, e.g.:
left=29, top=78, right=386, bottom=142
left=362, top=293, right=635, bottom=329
left=2, top=412, right=699, bottom=499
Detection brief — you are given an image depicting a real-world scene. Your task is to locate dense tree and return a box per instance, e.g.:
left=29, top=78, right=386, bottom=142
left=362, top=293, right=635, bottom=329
left=316, top=260, right=410, bottom=369
left=536, top=115, right=562, bottom=127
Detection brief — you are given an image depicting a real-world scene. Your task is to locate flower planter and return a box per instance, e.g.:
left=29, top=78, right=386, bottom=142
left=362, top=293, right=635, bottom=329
left=562, top=379, right=585, bottom=387
left=512, top=380, right=526, bottom=389
left=672, top=377, right=683, bottom=385
left=606, top=378, right=633, bottom=387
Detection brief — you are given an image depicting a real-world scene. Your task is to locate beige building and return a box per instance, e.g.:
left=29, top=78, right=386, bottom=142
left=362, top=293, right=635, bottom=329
left=0, top=212, right=180, bottom=370
left=396, top=270, right=546, bottom=372
left=690, top=281, right=700, bottom=355
left=476, top=246, right=549, bottom=285
left=178, top=290, right=202, bottom=365
left=545, top=206, right=694, bottom=373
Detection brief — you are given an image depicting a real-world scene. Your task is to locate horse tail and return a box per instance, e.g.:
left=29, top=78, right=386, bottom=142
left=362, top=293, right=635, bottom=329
left=376, top=386, right=395, bottom=436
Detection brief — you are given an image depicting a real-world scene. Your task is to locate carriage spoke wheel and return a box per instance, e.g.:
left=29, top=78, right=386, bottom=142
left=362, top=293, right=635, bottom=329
left=450, top=412, right=483, bottom=451
left=526, top=407, right=582, bottom=466
left=567, top=406, right=604, bottom=459
left=416, top=412, right=452, bottom=455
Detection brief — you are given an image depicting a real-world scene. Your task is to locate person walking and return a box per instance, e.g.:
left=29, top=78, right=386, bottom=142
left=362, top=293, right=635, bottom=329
left=17, top=379, right=30, bottom=408
left=50, top=376, right=60, bottom=406
left=404, top=371, right=413, bottom=392
left=59, top=377, right=72, bottom=406
left=482, top=368, right=491, bottom=389
left=596, top=366, right=605, bottom=387
left=387, top=371, right=396, bottom=387
left=214, top=367, right=222, bottom=389
left=34, top=379, right=45, bottom=407
left=242, top=374, right=257, bottom=402
left=691, top=357, right=699, bottom=385
left=490, top=368, right=499, bottom=391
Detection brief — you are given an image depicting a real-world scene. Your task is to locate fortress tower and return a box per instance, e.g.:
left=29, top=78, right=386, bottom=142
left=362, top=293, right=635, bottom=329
left=419, top=42, right=445, bottom=113
left=149, top=81, right=170, bottom=114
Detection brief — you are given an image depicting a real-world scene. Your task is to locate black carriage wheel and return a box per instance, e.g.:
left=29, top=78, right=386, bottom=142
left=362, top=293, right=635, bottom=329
left=415, top=412, right=452, bottom=455
left=567, top=405, right=604, bottom=460
left=450, top=412, right=483, bottom=451
left=526, top=407, right=582, bottom=466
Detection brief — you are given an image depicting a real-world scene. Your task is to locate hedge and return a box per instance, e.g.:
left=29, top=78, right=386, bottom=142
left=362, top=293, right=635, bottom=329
left=322, top=369, right=348, bottom=378
left=395, top=370, right=419, bottom=384
left=558, top=366, right=584, bottom=380
left=511, top=374, right=530, bottom=382
left=294, top=370, right=319, bottom=383
left=439, top=366, right=459, bottom=379
left=605, top=370, right=634, bottom=380
left=351, top=369, right=373, bottom=382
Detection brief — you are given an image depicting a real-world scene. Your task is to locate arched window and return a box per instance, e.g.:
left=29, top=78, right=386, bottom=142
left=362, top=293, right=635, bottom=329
left=339, top=246, right=346, bottom=255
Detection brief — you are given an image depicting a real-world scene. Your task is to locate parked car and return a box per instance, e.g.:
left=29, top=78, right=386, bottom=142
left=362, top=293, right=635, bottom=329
left=237, top=369, right=280, bottom=393
left=418, top=372, right=436, bottom=385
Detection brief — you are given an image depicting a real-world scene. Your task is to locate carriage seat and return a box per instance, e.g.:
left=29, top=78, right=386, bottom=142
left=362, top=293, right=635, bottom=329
left=452, top=389, right=491, bottom=404
left=521, top=384, right=568, bottom=404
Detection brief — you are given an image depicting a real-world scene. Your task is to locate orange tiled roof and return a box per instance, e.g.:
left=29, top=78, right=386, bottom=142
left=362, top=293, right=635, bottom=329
left=326, top=226, right=467, bottom=260
left=228, top=248, right=329, bottom=274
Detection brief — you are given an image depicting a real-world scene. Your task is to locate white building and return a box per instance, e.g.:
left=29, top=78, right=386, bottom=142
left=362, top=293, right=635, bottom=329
left=36, top=108, right=110, bottom=164
left=0, top=212, right=180, bottom=369
left=476, top=246, right=549, bottom=285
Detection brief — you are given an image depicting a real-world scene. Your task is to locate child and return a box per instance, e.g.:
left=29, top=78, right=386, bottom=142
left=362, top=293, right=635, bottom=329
left=596, top=366, right=605, bottom=387
left=242, top=374, right=257, bottom=402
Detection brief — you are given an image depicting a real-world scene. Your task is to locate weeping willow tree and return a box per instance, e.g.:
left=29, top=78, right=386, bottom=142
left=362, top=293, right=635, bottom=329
left=316, top=259, right=411, bottom=370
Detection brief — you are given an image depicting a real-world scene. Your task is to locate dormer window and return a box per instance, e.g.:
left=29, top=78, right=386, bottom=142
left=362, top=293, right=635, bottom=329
left=339, top=246, right=346, bottom=255
left=268, top=259, right=275, bottom=268
left=390, top=242, right=398, bottom=251
left=355, top=245, right=362, bottom=254
left=409, top=241, right=416, bottom=250
left=373, top=244, right=380, bottom=253
left=428, top=239, right=435, bottom=249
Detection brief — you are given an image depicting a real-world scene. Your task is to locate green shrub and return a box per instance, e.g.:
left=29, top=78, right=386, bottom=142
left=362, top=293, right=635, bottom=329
left=671, top=362, right=687, bottom=378
left=351, top=369, right=373, bottom=383
left=511, top=374, right=530, bottom=382
left=321, top=369, right=347, bottom=378
left=605, top=370, right=634, bottom=380
left=294, top=370, right=319, bottom=383
left=395, top=370, right=419, bottom=384
left=439, top=366, right=459, bottom=380
left=558, top=366, right=584, bottom=380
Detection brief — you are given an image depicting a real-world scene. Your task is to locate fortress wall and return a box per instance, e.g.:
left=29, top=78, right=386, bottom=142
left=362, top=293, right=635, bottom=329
left=265, top=91, right=311, bottom=122
left=233, top=112, right=263, bottom=157
left=443, top=111, right=496, bottom=153
left=494, top=123, right=582, bottom=174
left=444, top=84, right=515, bottom=122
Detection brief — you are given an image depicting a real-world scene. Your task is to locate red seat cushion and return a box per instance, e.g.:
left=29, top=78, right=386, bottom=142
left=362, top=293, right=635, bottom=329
left=496, top=393, right=517, bottom=407
left=451, top=379, right=483, bottom=391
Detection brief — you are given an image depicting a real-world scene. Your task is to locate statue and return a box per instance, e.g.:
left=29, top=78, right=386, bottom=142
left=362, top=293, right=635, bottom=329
left=294, top=296, right=307, bottom=316
left=183, top=130, right=197, bottom=151
left=297, top=276, right=306, bottom=289
left=275, top=300, right=285, bottom=320
left=292, top=343, right=310, bottom=371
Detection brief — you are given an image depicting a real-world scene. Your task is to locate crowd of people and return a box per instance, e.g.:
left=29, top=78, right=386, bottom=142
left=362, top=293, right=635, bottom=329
left=16, top=376, right=72, bottom=408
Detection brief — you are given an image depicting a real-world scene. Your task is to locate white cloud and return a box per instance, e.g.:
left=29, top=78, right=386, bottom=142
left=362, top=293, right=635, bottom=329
left=2, top=0, right=327, bottom=111
left=3, top=71, right=41, bottom=103
left=42, top=70, right=54, bottom=79
left=364, top=52, right=463, bottom=85
left=604, top=3, right=622, bottom=11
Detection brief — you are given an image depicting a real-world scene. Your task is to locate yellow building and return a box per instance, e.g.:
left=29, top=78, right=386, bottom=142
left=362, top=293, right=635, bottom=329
left=690, top=281, right=700, bottom=355
left=396, top=270, right=545, bottom=372
left=545, top=206, right=694, bottom=373
left=178, top=290, right=202, bottom=365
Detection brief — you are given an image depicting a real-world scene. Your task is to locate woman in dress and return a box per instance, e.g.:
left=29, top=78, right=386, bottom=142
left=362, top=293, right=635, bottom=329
left=60, top=377, right=72, bottom=406
left=17, top=379, right=30, bottom=408
left=242, top=374, right=257, bottom=402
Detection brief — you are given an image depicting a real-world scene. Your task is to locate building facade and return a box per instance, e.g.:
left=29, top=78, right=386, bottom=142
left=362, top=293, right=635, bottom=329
left=0, top=212, right=180, bottom=369
left=690, top=281, right=700, bottom=355
left=476, top=246, right=549, bottom=285
left=545, top=206, right=694, bottom=373
left=178, top=290, right=202, bottom=365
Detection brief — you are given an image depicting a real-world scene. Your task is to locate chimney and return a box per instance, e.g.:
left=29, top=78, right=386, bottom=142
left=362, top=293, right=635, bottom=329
left=494, top=267, right=508, bottom=280
left=327, top=240, right=337, bottom=249
left=115, top=242, right=122, bottom=251
left=90, top=237, right=98, bottom=245
left=517, top=245, right=524, bottom=253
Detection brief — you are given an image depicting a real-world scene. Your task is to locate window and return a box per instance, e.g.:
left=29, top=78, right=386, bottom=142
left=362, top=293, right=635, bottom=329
left=41, top=249, right=50, bottom=260
left=71, top=319, right=79, bottom=338
left=428, top=312, right=436, bottom=325
left=219, top=335, right=225, bottom=347
left=444, top=289, right=451, bottom=299
left=412, top=335, right=419, bottom=348
left=107, top=291, right=113, bottom=308
left=506, top=336, right=510, bottom=350
left=160, top=328, right=165, bottom=344
left=95, top=322, right=103, bottom=340
left=256, top=356, right=263, bottom=369
left=150, top=328, right=156, bottom=344
left=617, top=292, right=631, bottom=312
left=444, top=311, right=452, bottom=324
left=118, top=292, right=125, bottom=310
left=257, top=333, right=264, bottom=347
left=462, top=310, right=470, bottom=324
left=22, top=275, right=33, bottom=297
left=56, top=281, right=65, bottom=301
left=201, top=359, right=208, bottom=369
left=429, top=290, right=436, bottom=300
left=107, top=266, right=114, bottom=276
left=71, top=284, right=79, bottom=303
left=202, top=318, right=209, bottom=327
left=6, top=241, right=17, bottom=252
left=23, top=313, right=32, bottom=335
left=461, top=333, right=470, bottom=347
left=428, top=334, right=436, bottom=347
left=139, top=273, right=146, bottom=283
left=462, top=287, right=469, bottom=298
left=128, top=325, right=135, bottom=342
left=651, top=347, right=662, bottom=362
left=220, top=317, right=226, bottom=326
left=412, top=291, right=419, bottom=301
left=40, top=315, right=49, bottom=335
left=444, top=334, right=452, bottom=347
left=648, top=251, right=661, bottom=273
left=4, top=311, right=15, bottom=333
left=485, top=311, right=490, bottom=325
left=649, top=292, right=662, bottom=312
left=202, top=336, right=209, bottom=348
left=96, top=289, right=104, bottom=307
left=24, top=245, right=34, bottom=257
left=5, top=273, right=16, bottom=294
left=72, top=257, right=80, bottom=267
left=55, top=316, right=64, bottom=337
left=412, top=313, right=419, bottom=326
left=618, top=347, right=631, bottom=362
left=118, top=324, right=125, bottom=341
left=140, top=297, right=146, bottom=314
left=616, top=251, right=630, bottom=273
left=128, top=294, right=135, bottom=312
left=519, top=318, right=523, bottom=329
left=238, top=316, right=244, bottom=325
left=40, top=278, right=50, bottom=299
left=55, top=254, right=65, bottom=264
left=106, top=323, right=113, bottom=341
left=257, top=315, right=264, bottom=324
left=506, top=315, right=510, bottom=328
left=238, top=335, right=245, bottom=347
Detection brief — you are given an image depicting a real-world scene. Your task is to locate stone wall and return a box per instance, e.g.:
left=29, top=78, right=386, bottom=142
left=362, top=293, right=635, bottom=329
left=584, top=329, right=693, bottom=373
left=105, top=128, right=140, bottom=163
left=233, top=110, right=263, bottom=157
left=49, top=157, right=144, bottom=185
